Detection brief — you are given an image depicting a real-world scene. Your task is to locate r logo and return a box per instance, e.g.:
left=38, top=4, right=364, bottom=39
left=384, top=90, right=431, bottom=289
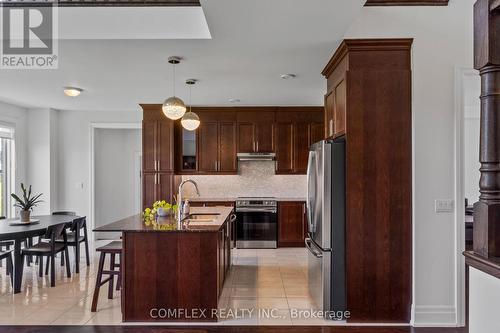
left=2, top=6, right=53, bottom=54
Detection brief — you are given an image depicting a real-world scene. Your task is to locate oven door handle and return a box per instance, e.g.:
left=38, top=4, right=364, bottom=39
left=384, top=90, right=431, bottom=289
left=235, top=208, right=277, bottom=213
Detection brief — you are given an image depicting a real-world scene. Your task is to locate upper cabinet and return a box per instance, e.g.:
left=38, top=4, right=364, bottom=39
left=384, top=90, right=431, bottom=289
left=141, top=105, right=178, bottom=209
left=274, top=108, right=324, bottom=174
left=142, top=119, right=174, bottom=173
left=236, top=110, right=275, bottom=153
left=197, top=110, right=237, bottom=174
left=170, top=107, right=323, bottom=175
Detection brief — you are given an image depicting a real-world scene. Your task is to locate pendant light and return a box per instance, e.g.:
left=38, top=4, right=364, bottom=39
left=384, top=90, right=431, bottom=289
left=162, top=56, right=186, bottom=120
left=181, top=79, right=200, bottom=131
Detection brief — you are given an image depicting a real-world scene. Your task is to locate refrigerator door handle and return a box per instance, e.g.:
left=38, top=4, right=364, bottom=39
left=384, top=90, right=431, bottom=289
left=305, top=238, right=323, bottom=258
left=306, top=150, right=316, bottom=234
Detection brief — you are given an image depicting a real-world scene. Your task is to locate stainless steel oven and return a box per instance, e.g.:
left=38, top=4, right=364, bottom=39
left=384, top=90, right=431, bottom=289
left=235, top=197, right=277, bottom=249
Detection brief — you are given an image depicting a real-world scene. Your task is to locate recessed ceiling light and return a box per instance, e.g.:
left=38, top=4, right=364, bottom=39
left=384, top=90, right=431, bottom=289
left=63, top=87, right=83, bottom=97
left=280, top=74, right=296, bottom=80
left=229, top=98, right=241, bottom=103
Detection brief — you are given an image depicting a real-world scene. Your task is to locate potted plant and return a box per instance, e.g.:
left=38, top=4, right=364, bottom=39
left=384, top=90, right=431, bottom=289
left=11, top=183, right=43, bottom=222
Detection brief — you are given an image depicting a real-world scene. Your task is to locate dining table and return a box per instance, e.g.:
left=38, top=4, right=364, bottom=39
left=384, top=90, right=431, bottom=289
left=0, top=214, right=82, bottom=293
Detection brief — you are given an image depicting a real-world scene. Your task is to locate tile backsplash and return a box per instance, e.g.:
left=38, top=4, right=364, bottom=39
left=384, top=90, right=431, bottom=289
left=181, top=161, right=306, bottom=199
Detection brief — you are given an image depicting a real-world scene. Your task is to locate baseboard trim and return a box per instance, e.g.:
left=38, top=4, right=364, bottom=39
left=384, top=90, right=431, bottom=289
left=412, top=305, right=458, bottom=327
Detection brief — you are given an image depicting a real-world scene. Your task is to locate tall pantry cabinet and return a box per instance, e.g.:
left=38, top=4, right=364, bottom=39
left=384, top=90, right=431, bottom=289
left=322, top=39, right=413, bottom=323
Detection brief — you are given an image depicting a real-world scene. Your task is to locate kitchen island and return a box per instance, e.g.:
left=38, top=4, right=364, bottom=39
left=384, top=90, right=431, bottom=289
left=93, top=206, right=234, bottom=322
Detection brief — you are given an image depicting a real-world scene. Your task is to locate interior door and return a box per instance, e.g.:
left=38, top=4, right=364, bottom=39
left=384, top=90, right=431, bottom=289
left=142, top=121, right=157, bottom=173
left=218, top=122, right=237, bottom=172
left=198, top=122, right=219, bottom=172
left=255, top=122, right=274, bottom=152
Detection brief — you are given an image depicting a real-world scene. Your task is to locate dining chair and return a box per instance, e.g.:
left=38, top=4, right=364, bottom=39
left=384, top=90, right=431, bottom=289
left=0, top=216, right=13, bottom=268
left=21, top=223, right=71, bottom=287
left=0, top=248, right=13, bottom=287
left=56, top=216, right=90, bottom=273
left=51, top=211, right=76, bottom=267
left=52, top=211, right=76, bottom=216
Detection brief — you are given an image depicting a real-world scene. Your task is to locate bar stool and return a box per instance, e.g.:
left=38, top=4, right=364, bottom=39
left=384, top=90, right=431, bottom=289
left=91, top=241, right=122, bottom=312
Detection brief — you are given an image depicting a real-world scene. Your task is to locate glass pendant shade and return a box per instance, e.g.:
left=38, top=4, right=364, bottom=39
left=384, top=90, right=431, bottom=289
left=181, top=111, right=200, bottom=131
left=162, top=96, right=186, bottom=120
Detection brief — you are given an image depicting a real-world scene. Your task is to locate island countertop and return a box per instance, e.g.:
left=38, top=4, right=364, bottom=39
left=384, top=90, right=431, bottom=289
left=93, top=206, right=234, bottom=233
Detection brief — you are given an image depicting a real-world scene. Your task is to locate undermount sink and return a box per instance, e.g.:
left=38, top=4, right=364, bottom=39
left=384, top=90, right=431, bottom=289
left=184, top=213, right=220, bottom=223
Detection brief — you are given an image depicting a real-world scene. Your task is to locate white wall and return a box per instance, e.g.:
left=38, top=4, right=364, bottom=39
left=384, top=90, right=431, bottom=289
left=344, top=0, right=474, bottom=326
left=94, top=128, right=141, bottom=239
left=57, top=110, right=142, bottom=225
left=0, top=101, right=28, bottom=217
left=26, top=108, right=60, bottom=215
left=469, top=268, right=500, bottom=333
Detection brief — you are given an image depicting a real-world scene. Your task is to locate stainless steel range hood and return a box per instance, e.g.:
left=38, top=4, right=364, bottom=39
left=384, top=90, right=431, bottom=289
left=237, top=152, right=276, bottom=161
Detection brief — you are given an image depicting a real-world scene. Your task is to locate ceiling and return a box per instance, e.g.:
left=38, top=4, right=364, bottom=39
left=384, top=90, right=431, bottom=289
left=0, top=0, right=365, bottom=111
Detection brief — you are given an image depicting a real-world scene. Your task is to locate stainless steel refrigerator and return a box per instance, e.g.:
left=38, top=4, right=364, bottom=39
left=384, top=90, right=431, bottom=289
left=305, top=137, right=346, bottom=319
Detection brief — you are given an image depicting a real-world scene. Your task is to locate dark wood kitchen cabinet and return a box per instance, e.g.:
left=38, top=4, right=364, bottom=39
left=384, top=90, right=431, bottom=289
left=274, top=108, right=324, bottom=174
left=198, top=122, right=219, bottom=172
left=236, top=110, right=275, bottom=153
left=322, top=39, right=413, bottom=323
left=197, top=110, right=237, bottom=174
left=278, top=201, right=307, bottom=247
left=141, top=105, right=180, bottom=209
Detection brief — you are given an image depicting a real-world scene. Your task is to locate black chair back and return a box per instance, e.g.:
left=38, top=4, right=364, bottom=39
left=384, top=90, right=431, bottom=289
left=44, top=223, right=68, bottom=253
left=70, top=217, right=86, bottom=232
left=52, top=211, right=76, bottom=216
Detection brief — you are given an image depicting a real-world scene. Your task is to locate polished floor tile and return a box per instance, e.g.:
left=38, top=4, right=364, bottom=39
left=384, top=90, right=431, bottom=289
left=0, top=242, right=327, bottom=326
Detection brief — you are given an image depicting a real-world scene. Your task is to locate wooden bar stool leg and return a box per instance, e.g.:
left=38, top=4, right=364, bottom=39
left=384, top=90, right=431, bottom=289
left=116, top=254, right=121, bottom=291
left=108, top=253, right=115, bottom=299
left=91, top=252, right=106, bottom=312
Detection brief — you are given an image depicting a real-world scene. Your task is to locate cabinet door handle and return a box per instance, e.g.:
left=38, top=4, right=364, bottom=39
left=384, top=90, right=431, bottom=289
left=158, top=174, right=161, bottom=185
left=158, top=160, right=160, bottom=171
left=253, top=141, right=256, bottom=152
left=256, top=141, right=259, bottom=152
left=214, top=161, right=217, bottom=171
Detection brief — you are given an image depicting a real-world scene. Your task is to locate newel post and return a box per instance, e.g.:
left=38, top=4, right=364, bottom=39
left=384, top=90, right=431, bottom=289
left=473, top=0, right=500, bottom=258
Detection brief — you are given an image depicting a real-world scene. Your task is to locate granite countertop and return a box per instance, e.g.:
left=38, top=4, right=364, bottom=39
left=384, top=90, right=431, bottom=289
left=188, top=197, right=306, bottom=202
left=93, top=206, right=234, bottom=233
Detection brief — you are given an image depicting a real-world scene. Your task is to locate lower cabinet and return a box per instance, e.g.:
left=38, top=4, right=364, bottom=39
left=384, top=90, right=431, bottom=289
left=278, top=201, right=307, bottom=247
left=217, top=219, right=232, bottom=296
left=142, top=172, right=176, bottom=209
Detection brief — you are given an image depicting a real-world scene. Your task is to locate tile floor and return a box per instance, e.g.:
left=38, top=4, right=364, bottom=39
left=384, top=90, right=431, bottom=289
left=0, top=241, right=335, bottom=326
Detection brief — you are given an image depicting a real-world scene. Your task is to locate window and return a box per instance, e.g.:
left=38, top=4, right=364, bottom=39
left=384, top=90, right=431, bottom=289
left=0, top=125, right=15, bottom=218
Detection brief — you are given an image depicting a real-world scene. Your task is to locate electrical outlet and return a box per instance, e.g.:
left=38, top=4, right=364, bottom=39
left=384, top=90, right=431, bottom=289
left=435, top=199, right=454, bottom=213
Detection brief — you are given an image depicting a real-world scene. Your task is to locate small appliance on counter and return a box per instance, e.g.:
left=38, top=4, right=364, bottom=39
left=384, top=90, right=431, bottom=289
left=306, top=137, right=346, bottom=319
left=235, top=197, right=277, bottom=248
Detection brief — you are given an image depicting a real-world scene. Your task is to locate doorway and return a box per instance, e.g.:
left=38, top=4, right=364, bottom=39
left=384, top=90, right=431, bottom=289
left=91, top=124, right=141, bottom=240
